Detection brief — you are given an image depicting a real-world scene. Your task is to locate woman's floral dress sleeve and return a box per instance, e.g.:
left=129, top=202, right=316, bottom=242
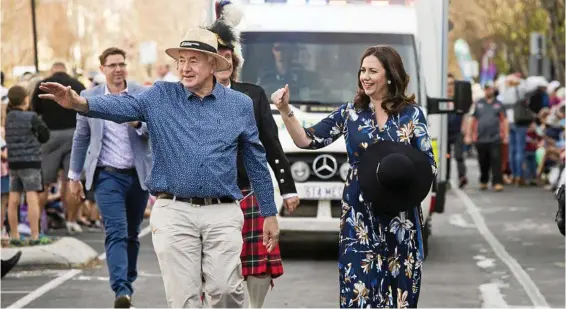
left=410, top=106, right=437, bottom=175
left=303, top=103, right=348, bottom=150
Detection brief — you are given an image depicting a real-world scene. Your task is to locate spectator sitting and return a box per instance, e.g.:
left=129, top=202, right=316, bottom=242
left=537, top=104, right=565, bottom=189
left=525, top=121, right=542, bottom=186
left=548, top=81, right=561, bottom=108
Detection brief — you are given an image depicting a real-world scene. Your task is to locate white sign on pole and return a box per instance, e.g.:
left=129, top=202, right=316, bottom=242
left=139, top=41, right=157, bottom=65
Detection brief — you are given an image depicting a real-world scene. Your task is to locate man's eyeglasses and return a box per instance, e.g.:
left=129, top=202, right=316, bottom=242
left=104, top=63, right=127, bottom=69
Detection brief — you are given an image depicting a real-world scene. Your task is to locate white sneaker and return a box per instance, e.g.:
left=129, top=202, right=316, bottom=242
left=66, top=221, right=83, bottom=234
left=72, top=222, right=83, bottom=233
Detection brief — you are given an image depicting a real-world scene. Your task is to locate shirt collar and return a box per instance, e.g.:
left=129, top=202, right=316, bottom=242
left=184, top=78, right=225, bottom=100
left=104, top=82, right=128, bottom=95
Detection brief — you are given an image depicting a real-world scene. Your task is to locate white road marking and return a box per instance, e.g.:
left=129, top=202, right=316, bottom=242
left=7, top=224, right=154, bottom=308
left=479, top=283, right=508, bottom=308
left=4, top=269, right=67, bottom=278
left=72, top=271, right=163, bottom=282
left=73, top=275, right=108, bottom=281
left=474, top=255, right=496, bottom=269
left=6, top=269, right=82, bottom=309
left=451, top=183, right=550, bottom=308
left=448, top=213, right=475, bottom=228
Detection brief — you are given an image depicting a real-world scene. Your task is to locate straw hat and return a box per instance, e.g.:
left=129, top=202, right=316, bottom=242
left=165, top=28, right=231, bottom=72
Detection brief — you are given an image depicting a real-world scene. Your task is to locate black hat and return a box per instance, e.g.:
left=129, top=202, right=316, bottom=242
left=358, top=140, right=434, bottom=215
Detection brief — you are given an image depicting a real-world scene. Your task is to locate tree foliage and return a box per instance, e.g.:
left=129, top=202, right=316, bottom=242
left=449, top=0, right=564, bottom=83
left=1, top=0, right=208, bottom=82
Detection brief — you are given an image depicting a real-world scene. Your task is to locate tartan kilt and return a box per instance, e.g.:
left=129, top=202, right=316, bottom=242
left=240, top=189, right=284, bottom=279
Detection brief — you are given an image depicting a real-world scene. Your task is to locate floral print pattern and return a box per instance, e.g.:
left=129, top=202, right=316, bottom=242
left=303, top=102, right=436, bottom=308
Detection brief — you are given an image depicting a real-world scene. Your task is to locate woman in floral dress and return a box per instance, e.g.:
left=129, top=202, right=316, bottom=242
left=271, top=46, right=436, bottom=308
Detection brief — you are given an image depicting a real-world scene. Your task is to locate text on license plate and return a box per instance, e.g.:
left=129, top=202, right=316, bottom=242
left=304, top=186, right=343, bottom=199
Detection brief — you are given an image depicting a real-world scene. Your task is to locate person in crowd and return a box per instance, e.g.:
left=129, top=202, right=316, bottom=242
left=67, top=47, right=152, bottom=308
left=208, top=17, right=299, bottom=308
left=0, top=71, right=8, bottom=104
left=502, top=74, right=530, bottom=186
left=555, top=183, right=565, bottom=236
left=155, top=63, right=180, bottom=82
left=524, top=121, right=542, bottom=186
left=526, top=76, right=549, bottom=115
left=1, top=132, right=9, bottom=239
left=466, top=82, right=508, bottom=191
left=37, top=27, right=280, bottom=309
left=537, top=104, right=565, bottom=189
left=271, top=45, right=435, bottom=308
left=446, top=73, right=468, bottom=188
left=5, top=86, right=50, bottom=245
left=548, top=81, right=561, bottom=108
left=32, top=62, right=86, bottom=235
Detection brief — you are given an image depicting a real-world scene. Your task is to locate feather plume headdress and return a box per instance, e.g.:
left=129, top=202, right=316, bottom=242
left=212, top=0, right=244, bottom=71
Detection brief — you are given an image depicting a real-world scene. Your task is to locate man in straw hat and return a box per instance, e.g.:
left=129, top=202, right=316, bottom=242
left=37, top=27, right=280, bottom=308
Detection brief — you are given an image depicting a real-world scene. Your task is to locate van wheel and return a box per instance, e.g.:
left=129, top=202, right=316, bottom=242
left=423, top=216, right=431, bottom=260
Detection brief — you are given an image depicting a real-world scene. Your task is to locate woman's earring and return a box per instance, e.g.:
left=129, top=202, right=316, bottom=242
left=387, top=80, right=391, bottom=84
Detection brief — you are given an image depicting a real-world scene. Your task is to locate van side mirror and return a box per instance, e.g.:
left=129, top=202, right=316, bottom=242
left=426, top=80, right=473, bottom=115
left=453, top=80, right=472, bottom=114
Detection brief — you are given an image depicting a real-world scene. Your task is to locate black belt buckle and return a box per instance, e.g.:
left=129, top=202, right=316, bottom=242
left=156, top=193, right=233, bottom=205
left=99, top=166, right=136, bottom=176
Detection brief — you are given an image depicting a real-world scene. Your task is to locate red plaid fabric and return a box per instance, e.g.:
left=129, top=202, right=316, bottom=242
left=240, top=189, right=284, bottom=279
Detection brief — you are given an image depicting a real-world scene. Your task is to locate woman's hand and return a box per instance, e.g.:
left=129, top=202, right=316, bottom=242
left=271, top=84, right=290, bottom=113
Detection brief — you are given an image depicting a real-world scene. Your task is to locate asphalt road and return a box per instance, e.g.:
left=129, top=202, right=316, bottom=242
left=2, top=160, right=564, bottom=308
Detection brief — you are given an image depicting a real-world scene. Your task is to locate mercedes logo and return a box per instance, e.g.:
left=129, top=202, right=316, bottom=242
left=312, top=154, right=338, bottom=179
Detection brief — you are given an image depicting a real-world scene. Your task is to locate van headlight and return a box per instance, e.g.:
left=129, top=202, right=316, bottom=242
left=339, top=163, right=350, bottom=181
left=290, top=161, right=310, bottom=182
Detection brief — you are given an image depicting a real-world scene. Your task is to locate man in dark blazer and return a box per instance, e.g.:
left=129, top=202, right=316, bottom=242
left=208, top=19, right=299, bottom=308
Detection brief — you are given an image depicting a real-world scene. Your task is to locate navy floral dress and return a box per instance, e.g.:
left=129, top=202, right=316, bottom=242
left=303, top=102, right=436, bottom=308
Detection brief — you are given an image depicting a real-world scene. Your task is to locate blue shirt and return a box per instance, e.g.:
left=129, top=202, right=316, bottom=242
left=84, top=81, right=277, bottom=216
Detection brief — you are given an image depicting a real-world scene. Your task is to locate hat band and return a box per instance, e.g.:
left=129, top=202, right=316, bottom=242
left=179, top=40, right=217, bottom=53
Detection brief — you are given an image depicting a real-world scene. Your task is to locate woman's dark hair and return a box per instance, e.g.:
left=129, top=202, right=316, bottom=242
left=230, top=51, right=241, bottom=81
left=353, top=45, right=416, bottom=115
left=7, top=85, right=29, bottom=113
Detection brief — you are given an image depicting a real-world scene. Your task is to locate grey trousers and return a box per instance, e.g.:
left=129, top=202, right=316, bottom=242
left=150, top=198, right=245, bottom=308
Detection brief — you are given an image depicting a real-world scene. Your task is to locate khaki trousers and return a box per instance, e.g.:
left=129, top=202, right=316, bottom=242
left=150, top=198, right=245, bottom=308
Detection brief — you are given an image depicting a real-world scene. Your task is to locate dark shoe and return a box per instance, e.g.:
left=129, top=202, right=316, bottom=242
left=9, top=237, right=27, bottom=247
left=29, top=235, right=55, bottom=246
left=458, top=177, right=468, bottom=189
left=114, top=295, right=132, bottom=308
left=1, top=250, right=22, bottom=278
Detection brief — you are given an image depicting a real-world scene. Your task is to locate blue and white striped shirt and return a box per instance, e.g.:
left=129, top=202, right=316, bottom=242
left=85, top=81, right=277, bottom=216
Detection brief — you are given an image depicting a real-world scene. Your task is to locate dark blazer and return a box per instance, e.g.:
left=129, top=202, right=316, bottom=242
left=232, top=81, right=297, bottom=196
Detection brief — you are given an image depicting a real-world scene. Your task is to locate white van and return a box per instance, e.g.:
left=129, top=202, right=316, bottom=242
left=225, top=0, right=470, bottom=257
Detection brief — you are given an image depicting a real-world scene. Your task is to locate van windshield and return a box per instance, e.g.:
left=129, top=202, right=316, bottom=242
left=239, top=32, right=419, bottom=105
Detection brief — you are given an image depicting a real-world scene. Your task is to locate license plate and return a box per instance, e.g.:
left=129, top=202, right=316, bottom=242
left=304, top=186, right=343, bottom=199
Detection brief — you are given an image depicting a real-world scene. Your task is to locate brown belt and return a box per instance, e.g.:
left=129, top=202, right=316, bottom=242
left=156, top=193, right=235, bottom=205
